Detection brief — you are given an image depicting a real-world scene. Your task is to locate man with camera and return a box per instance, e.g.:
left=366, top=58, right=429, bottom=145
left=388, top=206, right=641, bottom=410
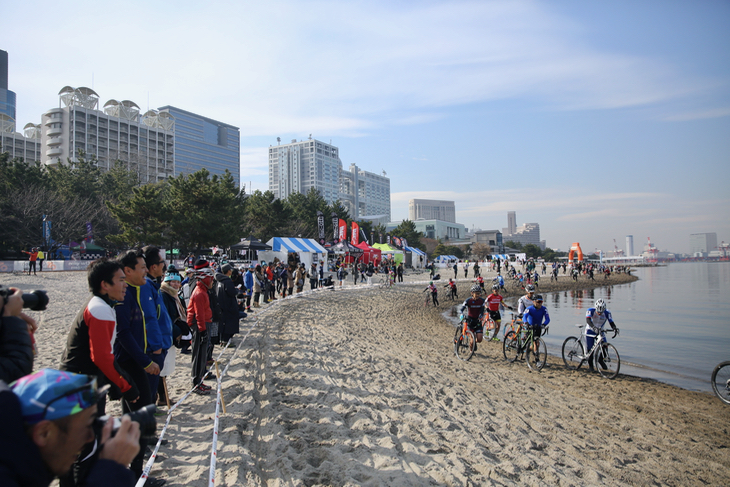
left=0, top=368, right=140, bottom=487
left=0, top=285, right=47, bottom=384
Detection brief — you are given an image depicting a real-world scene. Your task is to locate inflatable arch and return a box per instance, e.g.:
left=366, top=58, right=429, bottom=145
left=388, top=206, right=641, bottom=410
left=568, top=242, right=584, bottom=262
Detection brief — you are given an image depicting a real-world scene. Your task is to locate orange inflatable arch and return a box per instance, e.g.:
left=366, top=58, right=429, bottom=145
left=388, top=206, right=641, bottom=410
left=568, top=242, right=584, bottom=262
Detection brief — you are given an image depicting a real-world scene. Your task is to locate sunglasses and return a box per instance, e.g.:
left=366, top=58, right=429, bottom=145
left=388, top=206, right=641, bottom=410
left=41, top=377, right=98, bottom=421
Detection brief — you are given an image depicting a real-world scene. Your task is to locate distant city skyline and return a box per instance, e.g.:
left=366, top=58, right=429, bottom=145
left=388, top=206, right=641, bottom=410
left=3, top=1, right=728, bottom=254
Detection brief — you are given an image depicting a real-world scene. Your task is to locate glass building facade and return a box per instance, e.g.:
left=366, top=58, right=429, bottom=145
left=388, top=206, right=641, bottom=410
left=158, top=106, right=240, bottom=187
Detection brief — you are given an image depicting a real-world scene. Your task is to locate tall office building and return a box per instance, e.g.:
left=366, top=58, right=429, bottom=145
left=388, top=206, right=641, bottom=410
left=269, top=137, right=342, bottom=204
left=158, top=106, right=240, bottom=187
left=689, top=233, right=718, bottom=256
left=340, top=163, right=390, bottom=220
left=626, top=235, right=634, bottom=256
left=0, top=50, right=16, bottom=121
left=506, top=211, right=517, bottom=236
left=0, top=49, right=41, bottom=162
left=409, top=199, right=456, bottom=223
left=41, top=87, right=175, bottom=183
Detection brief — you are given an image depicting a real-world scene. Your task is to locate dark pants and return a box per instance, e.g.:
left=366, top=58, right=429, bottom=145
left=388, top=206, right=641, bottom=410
left=28, top=261, right=36, bottom=275
left=146, top=350, right=167, bottom=403
left=310, top=279, right=318, bottom=290
left=38, top=259, right=44, bottom=271
left=191, top=328, right=210, bottom=385
left=118, top=358, right=153, bottom=478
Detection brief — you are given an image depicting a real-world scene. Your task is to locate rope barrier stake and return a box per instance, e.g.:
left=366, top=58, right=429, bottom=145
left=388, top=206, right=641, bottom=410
left=215, top=360, right=226, bottom=414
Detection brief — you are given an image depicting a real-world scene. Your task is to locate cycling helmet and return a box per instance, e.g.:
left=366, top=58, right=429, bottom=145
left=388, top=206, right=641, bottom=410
left=595, top=299, right=606, bottom=314
left=470, top=284, right=482, bottom=294
left=526, top=284, right=536, bottom=293
left=492, top=284, right=499, bottom=290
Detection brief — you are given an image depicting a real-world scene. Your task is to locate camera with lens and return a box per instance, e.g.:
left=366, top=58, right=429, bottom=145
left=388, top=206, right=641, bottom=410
left=0, top=284, right=49, bottom=311
left=94, top=404, right=158, bottom=438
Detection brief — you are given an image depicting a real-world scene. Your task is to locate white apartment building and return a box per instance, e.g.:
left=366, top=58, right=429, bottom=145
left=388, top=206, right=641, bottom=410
left=269, top=137, right=341, bottom=203
left=340, top=163, right=390, bottom=220
left=409, top=199, right=456, bottom=223
left=268, top=138, right=391, bottom=219
left=0, top=117, right=41, bottom=162
left=689, top=232, right=718, bottom=257
left=41, top=87, right=175, bottom=183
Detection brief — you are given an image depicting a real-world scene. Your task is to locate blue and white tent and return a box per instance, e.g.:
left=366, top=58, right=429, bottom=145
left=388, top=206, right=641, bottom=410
left=405, top=246, right=427, bottom=268
left=258, top=237, right=328, bottom=268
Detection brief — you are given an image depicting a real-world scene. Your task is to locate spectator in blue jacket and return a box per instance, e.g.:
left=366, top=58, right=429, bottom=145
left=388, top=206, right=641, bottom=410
left=141, top=246, right=172, bottom=403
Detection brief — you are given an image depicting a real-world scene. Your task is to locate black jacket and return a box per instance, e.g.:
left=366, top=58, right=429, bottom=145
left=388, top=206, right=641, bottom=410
left=0, top=316, right=33, bottom=384
left=215, top=273, right=239, bottom=337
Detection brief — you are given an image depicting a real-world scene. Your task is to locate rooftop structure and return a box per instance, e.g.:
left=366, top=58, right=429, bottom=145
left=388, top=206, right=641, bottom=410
left=409, top=199, right=456, bottom=223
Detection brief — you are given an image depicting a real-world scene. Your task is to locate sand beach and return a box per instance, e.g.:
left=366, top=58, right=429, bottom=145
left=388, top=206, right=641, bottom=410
left=3, top=268, right=729, bottom=486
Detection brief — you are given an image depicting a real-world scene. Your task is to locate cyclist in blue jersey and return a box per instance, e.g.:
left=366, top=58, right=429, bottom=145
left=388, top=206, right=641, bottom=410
left=523, top=295, right=550, bottom=355
left=585, top=299, right=619, bottom=371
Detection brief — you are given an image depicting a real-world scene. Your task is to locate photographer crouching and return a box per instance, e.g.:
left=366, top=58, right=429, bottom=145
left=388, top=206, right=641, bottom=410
left=0, top=368, right=141, bottom=487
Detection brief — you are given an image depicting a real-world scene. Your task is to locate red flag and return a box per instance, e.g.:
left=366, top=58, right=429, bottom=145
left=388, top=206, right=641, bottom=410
left=351, top=221, right=360, bottom=245
left=338, top=219, right=347, bottom=241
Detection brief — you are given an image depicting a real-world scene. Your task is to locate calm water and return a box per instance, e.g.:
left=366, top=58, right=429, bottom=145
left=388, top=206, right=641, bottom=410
left=529, top=262, right=730, bottom=392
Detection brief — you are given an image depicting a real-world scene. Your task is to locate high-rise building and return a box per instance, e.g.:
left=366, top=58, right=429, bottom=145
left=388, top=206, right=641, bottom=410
left=0, top=49, right=41, bottom=163
left=0, top=50, right=16, bottom=121
left=689, top=233, right=718, bottom=256
left=507, top=211, right=516, bottom=236
left=269, top=137, right=342, bottom=203
left=157, top=106, right=240, bottom=187
left=502, top=211, right=543, bottom=249
left=626, top=235, right=634, bottom=256
left=340, top=163, right=390, bottom=220
left=409, top=199, right=456, bottom=223
left=41, top=87, right=175, bottom=183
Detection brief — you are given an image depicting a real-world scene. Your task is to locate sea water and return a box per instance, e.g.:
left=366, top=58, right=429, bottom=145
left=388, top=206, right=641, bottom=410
left=532, top=262, right=730, bottom=393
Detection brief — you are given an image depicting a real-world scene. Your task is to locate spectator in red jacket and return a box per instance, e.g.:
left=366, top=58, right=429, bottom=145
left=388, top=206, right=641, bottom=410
left=188, top=260, right=214, bottom=394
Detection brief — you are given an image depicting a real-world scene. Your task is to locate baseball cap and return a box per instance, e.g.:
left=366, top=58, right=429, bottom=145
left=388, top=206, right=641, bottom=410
left=11, top=369, right=106, bottom=424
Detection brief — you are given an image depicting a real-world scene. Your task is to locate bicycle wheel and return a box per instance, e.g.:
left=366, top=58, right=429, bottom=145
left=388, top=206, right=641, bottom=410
left=455, top=329, right=476, bottom=361
left=483, top=318, right=496, bottom=340
left=526, top=338, right=547, bottom=371
left=711, top=361, right=730, bottom=405
left=502, top=331, right=520, bottom=362
left=562, top=337, right=584, bottom=370
left=594, top=343, right=620, bottom=379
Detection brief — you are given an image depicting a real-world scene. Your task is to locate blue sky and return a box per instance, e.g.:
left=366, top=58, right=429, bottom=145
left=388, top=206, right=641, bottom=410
left=4, top=0, right=729, bottom=254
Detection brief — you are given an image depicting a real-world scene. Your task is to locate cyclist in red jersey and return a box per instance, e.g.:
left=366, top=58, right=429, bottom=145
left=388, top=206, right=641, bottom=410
left=485, top=284, right=513, bottom=341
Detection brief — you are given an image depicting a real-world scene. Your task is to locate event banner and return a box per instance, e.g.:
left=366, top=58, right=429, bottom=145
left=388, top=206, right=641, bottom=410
left=338, top=219, right=347, bottom=242
left=317, top=211, right=325, bottom=243
left=351, top=221, right=360, bottom=245
left=332, top=213, right=339, bottom=243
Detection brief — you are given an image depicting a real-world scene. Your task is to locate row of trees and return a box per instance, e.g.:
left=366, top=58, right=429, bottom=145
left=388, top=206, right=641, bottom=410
left=0, top=152, right=424, bottom=258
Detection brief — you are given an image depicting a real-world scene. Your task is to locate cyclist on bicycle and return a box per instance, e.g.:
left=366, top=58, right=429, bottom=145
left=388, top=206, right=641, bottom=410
left=486, top=284, right=513, bottom=341
left=517, top=284, right=536, bottom=318
left=474, top=275, right=485, bottom=293
left=585, top=299, right=619, bottom=371
left=459, top=284, right=486, bottom=345
left=423, top=281, right=439, bottom=306
left=523, top=294, right=550, bottom=357
left=444, top=278, right=458, bottom=300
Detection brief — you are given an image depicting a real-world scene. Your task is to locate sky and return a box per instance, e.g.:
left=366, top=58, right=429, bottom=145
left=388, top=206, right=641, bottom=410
left=3, top=0, right=729, bottom=254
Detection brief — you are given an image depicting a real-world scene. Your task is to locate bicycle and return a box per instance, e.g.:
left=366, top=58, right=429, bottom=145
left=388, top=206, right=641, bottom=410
left=502, top=312, right=523, bottom=340
left=379, top=275, right=394, bottom=289
left=502, top=323, right=548, bottom=371
left=711, top=361, right=730, bottom=405
left=454, top=317, right=476, bottom=361
left=562, top=325, right=620, bottom=379
left=482, top=313, right=497, bottom=340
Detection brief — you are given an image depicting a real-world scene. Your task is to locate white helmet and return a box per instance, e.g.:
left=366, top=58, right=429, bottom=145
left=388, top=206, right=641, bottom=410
left=595, top=299, right=606, bottom=314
